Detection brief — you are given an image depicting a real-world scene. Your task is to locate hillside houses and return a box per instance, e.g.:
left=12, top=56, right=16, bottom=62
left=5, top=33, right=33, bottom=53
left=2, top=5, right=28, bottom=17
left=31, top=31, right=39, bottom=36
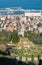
left=0, top=9, right=42, bottom=36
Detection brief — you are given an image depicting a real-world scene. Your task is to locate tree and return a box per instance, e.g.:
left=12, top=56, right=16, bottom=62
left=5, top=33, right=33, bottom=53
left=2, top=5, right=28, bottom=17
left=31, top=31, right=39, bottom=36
left=40, top=32, right=42, bottom=37
left=12, top=30, right=20, bottom=43
left=32, top=54, right=34, bottom=63
left=0, top=30, right=12, bottom=44
left=37, top=22, right=42, bottom=27
left=7, top=31, right=12, bottom=42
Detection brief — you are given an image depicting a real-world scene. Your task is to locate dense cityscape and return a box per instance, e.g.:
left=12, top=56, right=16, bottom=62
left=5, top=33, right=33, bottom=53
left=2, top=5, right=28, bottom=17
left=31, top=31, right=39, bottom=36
left=0, top=8, right=42, bottom=35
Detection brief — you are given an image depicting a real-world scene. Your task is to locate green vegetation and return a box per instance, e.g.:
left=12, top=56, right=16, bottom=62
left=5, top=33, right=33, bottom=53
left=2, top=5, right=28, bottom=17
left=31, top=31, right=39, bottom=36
left=0, top=30, right=20, bottom=44
left=0, top=30, right=42, bottom=65
left=0, top=30, right=11, bottom=44
left=12, top=30, right=20, bottom=43
left=24, top=31, right=42, bottom=45
left=37, top=22, right=42, bottom=27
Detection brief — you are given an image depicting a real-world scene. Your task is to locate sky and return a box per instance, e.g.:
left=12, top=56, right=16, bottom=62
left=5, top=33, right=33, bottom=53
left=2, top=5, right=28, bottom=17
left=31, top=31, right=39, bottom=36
left=0, top=0, right=42, bottom=9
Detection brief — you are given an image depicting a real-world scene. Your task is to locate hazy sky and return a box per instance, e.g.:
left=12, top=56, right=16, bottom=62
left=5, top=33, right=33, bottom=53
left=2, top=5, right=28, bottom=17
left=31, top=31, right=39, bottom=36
left=0, top=0, right=42, bottom=9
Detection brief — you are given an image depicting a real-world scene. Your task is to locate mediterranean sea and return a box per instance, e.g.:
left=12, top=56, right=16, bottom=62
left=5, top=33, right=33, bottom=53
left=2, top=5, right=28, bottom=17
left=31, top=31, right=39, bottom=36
left=0, top=0, right=42, bottom=10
